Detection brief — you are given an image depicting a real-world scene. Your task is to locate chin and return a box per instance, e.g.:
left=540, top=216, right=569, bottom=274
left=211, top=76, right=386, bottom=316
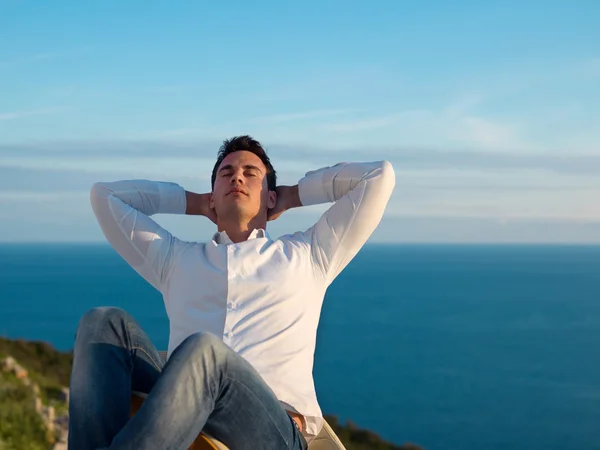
left=221, top=206, right=255, bottom=219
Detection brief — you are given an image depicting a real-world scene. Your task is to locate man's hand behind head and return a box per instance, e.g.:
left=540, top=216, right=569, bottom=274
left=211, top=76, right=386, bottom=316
left=267, top=185, right=301, bottom=221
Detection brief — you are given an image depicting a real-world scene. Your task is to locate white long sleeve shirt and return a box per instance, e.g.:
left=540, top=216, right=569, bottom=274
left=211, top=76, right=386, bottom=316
left=89, top=160, right=395, bottom=441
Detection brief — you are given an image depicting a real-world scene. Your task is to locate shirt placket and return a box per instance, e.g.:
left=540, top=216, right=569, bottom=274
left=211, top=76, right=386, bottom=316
left=223, top=245, right=237, bottom=344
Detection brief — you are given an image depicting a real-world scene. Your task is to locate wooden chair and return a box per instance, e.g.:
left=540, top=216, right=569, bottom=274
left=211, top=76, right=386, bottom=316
left=130, top=352, right=346, bottom=449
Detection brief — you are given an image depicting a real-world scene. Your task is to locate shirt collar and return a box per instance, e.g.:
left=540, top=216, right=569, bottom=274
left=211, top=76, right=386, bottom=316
left=212, top=228, right=270, bottom=245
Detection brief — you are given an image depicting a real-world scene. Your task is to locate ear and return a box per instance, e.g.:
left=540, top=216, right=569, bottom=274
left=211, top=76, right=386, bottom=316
left=209, top=192, right=214, bottom=209
left=268, top=190, right=277, bottom=209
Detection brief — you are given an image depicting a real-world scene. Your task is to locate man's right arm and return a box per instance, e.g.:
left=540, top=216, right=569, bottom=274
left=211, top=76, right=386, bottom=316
left=296, top=161, right=395, bottom=285
left=90, top=179, right=188, bottom=292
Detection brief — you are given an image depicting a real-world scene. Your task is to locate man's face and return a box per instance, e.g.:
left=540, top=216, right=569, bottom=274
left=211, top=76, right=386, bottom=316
left=210, top=151, right=276, bottom=222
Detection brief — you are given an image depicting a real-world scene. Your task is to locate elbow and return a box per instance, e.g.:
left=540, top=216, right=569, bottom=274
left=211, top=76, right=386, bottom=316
left=89, top=182, right=113, bottom=206
left=379, top=160, right=396, bottom=188
left=90, top=182, right=107, bottom=198
left=359, top=160, right=395, bottom=190
left=360, top=160, right=395, bottom=197
left=90, top=182, right=103, bottom=210
left=380, top=160, right=394, bottom=173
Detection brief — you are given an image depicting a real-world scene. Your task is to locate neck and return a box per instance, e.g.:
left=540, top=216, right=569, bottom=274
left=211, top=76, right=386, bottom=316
left=216, top=216, right=267, bottom=243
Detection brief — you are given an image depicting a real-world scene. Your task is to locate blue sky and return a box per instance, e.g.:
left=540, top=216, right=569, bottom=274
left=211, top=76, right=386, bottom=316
left=1, top=0, right=599, bottom=243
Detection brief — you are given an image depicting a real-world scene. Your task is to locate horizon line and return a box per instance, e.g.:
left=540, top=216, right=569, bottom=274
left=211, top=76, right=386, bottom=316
left=1, top=241, right=599, bottom=247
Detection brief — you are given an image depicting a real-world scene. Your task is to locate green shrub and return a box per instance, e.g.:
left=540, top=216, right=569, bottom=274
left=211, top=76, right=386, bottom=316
left=0, top=373, right=51, bottom=450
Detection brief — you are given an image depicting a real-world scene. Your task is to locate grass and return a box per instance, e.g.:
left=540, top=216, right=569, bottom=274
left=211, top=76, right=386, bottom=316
left=0, top=338, right=72, bottom=387
left=0, top=371, right=52, bottom=450
left=0, top=340, right=71, bottom=449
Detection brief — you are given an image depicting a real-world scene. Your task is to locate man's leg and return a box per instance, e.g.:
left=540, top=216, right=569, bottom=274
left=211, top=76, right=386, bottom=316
left=104, top=331, right=308, bottom=450
left=68, top=307, right=165, bottom=450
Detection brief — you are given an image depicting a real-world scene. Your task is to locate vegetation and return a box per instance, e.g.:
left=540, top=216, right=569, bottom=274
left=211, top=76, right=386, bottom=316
left=0, top=371, right=51, bottom=450
left=324, top=415, right=422, bottom=450
left=0, top=338, right=423, bottom=449
left=0, top=337, right=71, bottom=420
left=0, top=338, right=72, bottom=387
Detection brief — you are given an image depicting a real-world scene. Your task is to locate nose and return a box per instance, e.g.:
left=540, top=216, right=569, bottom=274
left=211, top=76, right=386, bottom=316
left=230, top=170, right=244, bottom=185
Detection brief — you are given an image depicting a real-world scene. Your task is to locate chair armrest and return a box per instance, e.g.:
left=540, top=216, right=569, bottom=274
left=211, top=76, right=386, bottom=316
left=308, top=420, right=347, bottom=450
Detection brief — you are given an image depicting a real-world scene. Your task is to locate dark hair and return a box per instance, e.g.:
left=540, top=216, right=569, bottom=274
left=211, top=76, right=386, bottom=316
left=211, top=135, right=277, bottom=191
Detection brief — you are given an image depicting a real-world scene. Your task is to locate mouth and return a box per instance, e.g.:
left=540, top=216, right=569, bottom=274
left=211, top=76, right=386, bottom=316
left=227, top=189, right=247, bottom=196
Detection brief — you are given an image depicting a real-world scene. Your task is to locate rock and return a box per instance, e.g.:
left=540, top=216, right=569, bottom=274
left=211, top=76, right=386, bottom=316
left=59, top=387, right=70, bottom=403
left=40, top=406, right=57, bottom=444
left=46, top=406, right=56, bottom=432
left=1, top=356, right=17, bottom=372
left=14, top=364, right=28, bottom=379
left=53, top=414, right=69, bottom=450
left=54, top=414, right=69, bottom=429
left=1, top=356, right=28, bottom=379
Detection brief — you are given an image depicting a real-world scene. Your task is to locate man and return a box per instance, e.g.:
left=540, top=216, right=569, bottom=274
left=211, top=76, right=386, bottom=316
left=70, top=135, right=395, bottom=450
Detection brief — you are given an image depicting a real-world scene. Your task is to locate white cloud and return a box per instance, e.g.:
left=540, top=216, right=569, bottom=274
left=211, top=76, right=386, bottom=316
left=1, top=162, right=595, bottom=223
left=157, top=109, right=359, bottom=138
left=32, top=52, right=59, bottom=61
left=449, top=116, right=524, bottom=150
left=0, top=47, right=90, bottom=70
left=0, top=191, right=88, bottom=201
left=0, top=107, right=70, bottom=121
left=250, top=109, right=358, bottom=124
left=569, top=57, right=600, bottom=80
left=0, top=156, right=311, bottom=183
left=318, top=99, right=528, bottom=151
left=321, top=113, right=406, bottom=132
left=389, top=185, right=600, bottom=222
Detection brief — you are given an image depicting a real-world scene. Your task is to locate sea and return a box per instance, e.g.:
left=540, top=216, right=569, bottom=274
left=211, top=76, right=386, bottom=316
left=1, top=243, right=600, bottom=450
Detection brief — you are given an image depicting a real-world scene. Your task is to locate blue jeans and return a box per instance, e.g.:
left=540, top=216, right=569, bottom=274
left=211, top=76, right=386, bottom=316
left=68, top=307, right=308, bottom=450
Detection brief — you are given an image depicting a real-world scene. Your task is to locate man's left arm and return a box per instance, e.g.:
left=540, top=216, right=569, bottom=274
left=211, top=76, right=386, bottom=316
left=290, top=161, right=396, bottom=284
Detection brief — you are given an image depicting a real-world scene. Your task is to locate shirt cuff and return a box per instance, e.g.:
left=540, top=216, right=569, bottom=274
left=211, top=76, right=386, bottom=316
left=298, top=168, right=327, bottom=206
left=298, top=164, right=343, bottom=206
left=158, top=182, right=187, bottom=214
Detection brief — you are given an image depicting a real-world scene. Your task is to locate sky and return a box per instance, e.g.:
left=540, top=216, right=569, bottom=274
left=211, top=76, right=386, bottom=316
left=1, top=0, right=599, bottom=243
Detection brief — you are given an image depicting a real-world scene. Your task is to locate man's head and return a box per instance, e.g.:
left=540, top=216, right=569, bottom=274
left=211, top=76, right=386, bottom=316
left=209, top=136, right=277, bottom=225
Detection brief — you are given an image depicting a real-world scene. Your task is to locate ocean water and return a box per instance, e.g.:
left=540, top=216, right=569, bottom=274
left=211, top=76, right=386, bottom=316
left=1, top=243, right=600, bottom=450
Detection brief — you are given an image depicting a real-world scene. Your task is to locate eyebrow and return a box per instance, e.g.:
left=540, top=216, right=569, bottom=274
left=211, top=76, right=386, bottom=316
left=218, top=164, right=263, bottom=174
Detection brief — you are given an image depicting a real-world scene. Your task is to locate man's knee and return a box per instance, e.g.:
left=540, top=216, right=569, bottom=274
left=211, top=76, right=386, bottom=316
left=75, top=307, right=132, bottom=345
left=78, top=306, right=129, bottom=329
left=179, top=331, right=228, bottom=360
